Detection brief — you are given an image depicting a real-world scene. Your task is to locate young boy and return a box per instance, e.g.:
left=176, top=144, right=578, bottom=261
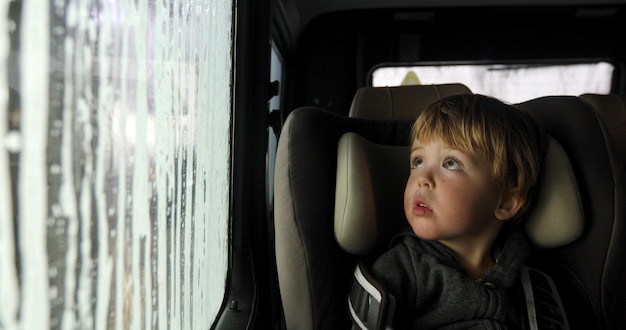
left=371, top=94, right=544, bottom=329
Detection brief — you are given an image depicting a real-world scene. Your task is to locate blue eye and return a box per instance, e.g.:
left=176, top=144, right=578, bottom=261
left=443, top=158, right=462, bottom=170
left=410, top=157, right=423, bottom=169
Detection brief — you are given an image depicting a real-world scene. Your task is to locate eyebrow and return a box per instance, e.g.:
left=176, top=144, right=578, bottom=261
left=410, top=142, right=476, bottom=161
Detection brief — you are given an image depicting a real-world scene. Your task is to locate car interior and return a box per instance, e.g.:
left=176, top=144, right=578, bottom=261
left=243, top=0, right=626, bottom=329
left=6, top=0, right=626, bottom=329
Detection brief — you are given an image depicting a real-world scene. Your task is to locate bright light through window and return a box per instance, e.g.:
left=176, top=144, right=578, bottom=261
left=371, top=62, right=614, bottom=103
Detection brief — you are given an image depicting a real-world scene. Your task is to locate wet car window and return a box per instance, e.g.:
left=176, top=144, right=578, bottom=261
left=0, top=0, right=232, bottom=328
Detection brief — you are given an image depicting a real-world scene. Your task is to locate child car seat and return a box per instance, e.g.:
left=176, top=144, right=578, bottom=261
left=273, top=96, right=626, bottom=329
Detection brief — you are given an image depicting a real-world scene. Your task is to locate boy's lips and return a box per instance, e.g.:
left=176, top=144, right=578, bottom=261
left=412, top=198, right=433, bottom=216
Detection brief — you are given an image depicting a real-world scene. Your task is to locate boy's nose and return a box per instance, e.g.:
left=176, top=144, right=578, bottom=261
left=418, top=178, right=432, bottom=189
left=416, top=168, right=434, bottom=189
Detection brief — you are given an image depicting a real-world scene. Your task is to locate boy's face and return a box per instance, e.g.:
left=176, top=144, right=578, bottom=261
left=405, top=137, right=510, bottom=246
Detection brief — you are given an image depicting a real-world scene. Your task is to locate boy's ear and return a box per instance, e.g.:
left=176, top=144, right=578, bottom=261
left=495, top=187, right=524, bottom=221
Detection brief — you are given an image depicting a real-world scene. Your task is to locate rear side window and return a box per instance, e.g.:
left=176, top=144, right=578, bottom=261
left=371, top=61, right=614, bottom=103
left=1, top=0, right=232, bottom=328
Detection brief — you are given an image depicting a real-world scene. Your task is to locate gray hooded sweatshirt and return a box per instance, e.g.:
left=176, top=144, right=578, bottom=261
left=371, top=228, right=530, bottom=329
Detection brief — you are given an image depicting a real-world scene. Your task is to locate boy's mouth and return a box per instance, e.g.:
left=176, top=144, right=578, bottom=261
left=416, top=202, right=430, bottom=210
left=412, top=199, right=433, bottom=216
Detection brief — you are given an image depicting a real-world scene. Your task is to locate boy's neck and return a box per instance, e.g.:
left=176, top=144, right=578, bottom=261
left=440, top=236, right=498, bottom=281
left=459, top=249, right=497, bottom=281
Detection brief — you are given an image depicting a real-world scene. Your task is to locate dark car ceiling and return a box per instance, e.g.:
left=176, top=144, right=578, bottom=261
left=278, top=0, right=626, bottom=45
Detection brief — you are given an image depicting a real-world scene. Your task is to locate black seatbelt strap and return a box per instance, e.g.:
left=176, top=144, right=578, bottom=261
left=519, top=266, right=570, bottom=330
left=348, top=262, right=396, bottom=330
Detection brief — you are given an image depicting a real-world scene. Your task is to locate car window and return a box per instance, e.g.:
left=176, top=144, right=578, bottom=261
left=371, top=61, right=614, bottom=103
left=0, top=0, right=232, bottom=328
left=268, top=41, right=284, bottom=206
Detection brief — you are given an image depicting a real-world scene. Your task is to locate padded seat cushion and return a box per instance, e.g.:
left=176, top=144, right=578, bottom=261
left=579, top=93, right=626, bottom=163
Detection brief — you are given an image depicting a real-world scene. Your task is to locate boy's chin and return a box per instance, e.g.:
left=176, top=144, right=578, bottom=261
left=408, top=221, right=440, bottom=241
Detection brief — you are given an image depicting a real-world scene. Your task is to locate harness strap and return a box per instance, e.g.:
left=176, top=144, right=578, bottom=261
left=519, top=266, right=570, bottom=330
left=348, top=262, right=396, bottom=330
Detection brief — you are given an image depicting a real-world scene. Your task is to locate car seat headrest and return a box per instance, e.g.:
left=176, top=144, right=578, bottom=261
left=523, top=137, right=585, bottom=248
left=334, top=133, right=409, bottom=254
left=349, top=83, right=472, bottom=119
left=334, top=132, right=584, bottom=254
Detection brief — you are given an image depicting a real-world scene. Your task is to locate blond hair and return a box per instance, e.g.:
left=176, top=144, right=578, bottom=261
left=411, top=94, right=543, bottom=209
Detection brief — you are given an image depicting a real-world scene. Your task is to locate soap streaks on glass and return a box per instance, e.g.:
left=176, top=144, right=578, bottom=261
left=0, top=0, right=232, bottom=329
